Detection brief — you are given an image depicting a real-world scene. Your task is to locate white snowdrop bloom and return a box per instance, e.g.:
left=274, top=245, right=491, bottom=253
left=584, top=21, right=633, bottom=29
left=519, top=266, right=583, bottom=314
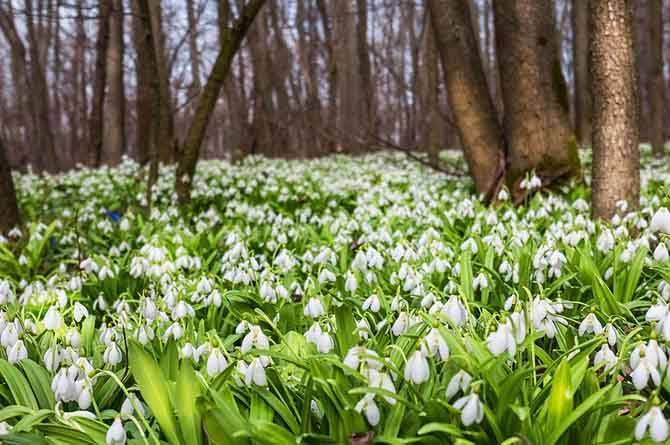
left=604, top=323, right=617, bottom=346
left=180, top=343, right=195, bottom=360
left=596, top=230, right=615, bottom=253
left=651, top=208, right=670, bottom=233
left=443, top=295, right=468, bottom=327
left=304, top=298, right=325, bottom=318
left=593, top=344, right=617, bottom=371
left=578, top=313, right=603, bottom=337
left=631, top=356, right=662, bottom=390
left=244, top=357, right=269, bottom=386
left=472, top=273, right=488, bottom=290
left=367, top=369, right=397, bottom=405
left=421, top=328, right=449, bottom=361
left=235, top=321, right=250, bottom=335
left=43, top=346, right=63, bottom=372
left=446, top=370, right=472, bottom=400
left=7, top=227, right=22, bottom=239
left=461, top=238, right=478, bottom=254
left=142, top=299, right=157, bottom=320
left=635, top=407, right=669, bottom=443
left=259, top=282, right=276, bottom=303
left=655, top=243, right=670, bottom=262
left=66, top=330, right=81, bottom=348
left=453, top=393, right=484, bottom=426
left=659, top=280, right=670, bottom=301
left=362, top=294, right=381, bottom=313
left=73, top=303, right=88, bottom=323
left=94, top=295, right=108, bottom=311
left=497, top=188, right=509, bottom=201
left=52, top=366, right=79, bottom=402
left=486, top=320, right=516, bottom=357
left=1, top=323, right=19, bottom=347
left=0, top=281, right=15, bottom=304
left=206, top=348, right=229, bottom=377
left=304, top=323, right=334, bottom=353
left=77, top=383, right=92, bottom=410
left=120, top=393, right=146, bottom=417
left=106, top=417, right=127, bottom=445
left=171, top=301, right=194, bottom=320
left=392, top=312, right=411, bottom=336
left=646, top=303, right=670, bottom=340
left=136, top=325, right=154, bottom=345
left=355, top=394, right=380, bottom=426
left=404, top=350, right=430, bottom=384
left=7, top=340, right=27, bottom=364
left=318, top=269, right=336, bottom=284
left=343, top=346, right=382, bottom=371
left=43, top=306, right=63, bottom=331
left=345, top=272, right=358, bottom=294
left=241, top=325, right=269, bottom=352
left=103, top=343, right=123, bottom=366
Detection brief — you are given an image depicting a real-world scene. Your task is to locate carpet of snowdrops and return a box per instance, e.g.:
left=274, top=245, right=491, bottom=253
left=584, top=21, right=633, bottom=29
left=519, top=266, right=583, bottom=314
left=3, top=150, right=670, bottom=444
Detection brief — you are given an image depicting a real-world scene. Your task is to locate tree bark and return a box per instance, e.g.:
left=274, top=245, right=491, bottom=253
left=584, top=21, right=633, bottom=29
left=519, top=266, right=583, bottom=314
left=428, top=0, right=505, bottom=198
left=494, top=0, right=580, bottom=202
left=573, top=0, right=592, bottom=146
left=648, top=0, right=665, bottom=156
left=88, top=0, right=112, bottom=167
left=176, top=0, right=266, bottom=204
left=102, top=0, right=125, bottom=165
left=131, top=0, right=153, bottom=165
left=0, top=138, right=20, bottom=233
left=590, top=0, right=640, bottom=220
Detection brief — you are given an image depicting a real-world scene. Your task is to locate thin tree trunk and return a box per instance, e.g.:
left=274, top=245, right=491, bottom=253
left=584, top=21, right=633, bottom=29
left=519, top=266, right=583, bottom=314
left=590, top=0, right=640, bottom=219
left=494, top=0, right=580, bottom=202
left=89, top=0, right=112, bottom=167
left=317, top=0, right=337, bottom=154
left=573, top=0, right=592, bottom=146
left=648, top=0, right=665, bottom=156
left=428, top=0, right=505, bottom=199
left=132, top=0, right=153, bottom=165
left=176, top=0, right=266, bottom=204
left=0, top=138, right=20, bottom=233
left=102, top=0, right=125, bottom=165
left=357, top=0, right=374, bottom=142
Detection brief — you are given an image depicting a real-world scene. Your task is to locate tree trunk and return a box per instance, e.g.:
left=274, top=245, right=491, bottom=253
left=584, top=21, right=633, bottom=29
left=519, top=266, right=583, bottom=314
left=131, top=0, right=153, bottom=165
left=0, top=138, right=20, bottom=233
left=88, top=0, right=112, bottom=167
left=176, top=0, right=266, bottom=204
left=573, top=0, right=592, bottom=146
left=147, top=0, right=177, bottom=164
left=590, top=0, right=640, bottom=220
left=102, top=0, right=125, bottom=165
left=428, top=0, right=505, bottom=198
left=356, top=0, right=375, bottom=142
left=648, top=0, right=665, bottom=156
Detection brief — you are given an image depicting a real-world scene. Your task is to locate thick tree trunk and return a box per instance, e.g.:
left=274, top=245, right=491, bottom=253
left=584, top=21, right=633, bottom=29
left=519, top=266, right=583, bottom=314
left=176, top=0, right=266, bottom=204
left=0, top=138, right=20, bottom=233
left=317, top=0, right=337, bottom=154
left=648, top=0, right=665, bottom=156
left=428, top=0, right=505, bottom=198
left=423, top=21, right=442, bottom=165
left=573, top=0, right=592, bottom=146
left=356, top=0, right=375, bottom=142
left=102, top=0, right=125, bottom=165
left=590, top=0, right=640, bottom=220
left=494, top=0, right=580, bottom=202
left=88, top=0, right=111, bottom=167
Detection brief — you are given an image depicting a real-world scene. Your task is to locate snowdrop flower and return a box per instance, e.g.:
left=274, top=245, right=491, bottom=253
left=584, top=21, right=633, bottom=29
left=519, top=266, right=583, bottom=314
left=304, top=323, right=334, bottom=353
left=646, top=303, right=670, bottom=340
left=453, top=393, right=484, bottom=426
left=362, top=294, right=380, bottom=313
left=244, top=357, right=270, bottom=386
left=421, top=328, right=449, bottom=361
left=304, top=298, right=325, bottom=318
left=651, top=208, right=670, bottom=234
left=368, top=369, right=397, bottom=405
left=631, top=355, right=663, bottom=390
left=443, top=295, right=468, bottom=327
left=1, top=323, right=19, bottom=347
left=404, top=350, right=430, bottom=384
left=73, top=303, right=88, bottom=323
left=241, top=325, right=269, bottom=352
left=446, top=370, right=472, bottom=400
left=345, top=272, right=358, bottom=293
left=596, top=230, right=615, bottom=253
left=472, top=273, right=488, bottom=290
left=578, top=313, right=603, bottom=337
left=593, top=344, right=617, bottom=371
left=343, top=346, right=382, bottom=371
left=43, top=306, right=63, bottom=331
left=207, top=348, right=229, bottom=377
left=43, top=346, right=63, bottom=372
left=106, top=417, right=126, bottom=445
left=120, top=394, right=146, bottom=417
left=7, top=339, right=27, bottom=364
left=103, top=343, right=122, bottom=366
left=486, top=320, right=516, bottom=357
left=171, top=301, right=194, bottom=320
left=259, top=282, right=276, bottom=303
left=355, top=394, right=380, bottom=426
left=635, top=407, right=669, bottom=443
left=655, top=243, right=670, bottom=262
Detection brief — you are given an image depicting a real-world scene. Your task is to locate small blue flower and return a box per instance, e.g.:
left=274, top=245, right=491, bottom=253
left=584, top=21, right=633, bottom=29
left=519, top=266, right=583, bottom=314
left=105, top=210, right=121, bottom=222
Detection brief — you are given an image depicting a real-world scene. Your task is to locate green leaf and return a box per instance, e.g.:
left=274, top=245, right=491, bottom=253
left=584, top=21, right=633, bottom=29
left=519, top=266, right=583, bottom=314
left=176, top=360, right=203, bottom=445
left=0, top=359, right=39, bottom=410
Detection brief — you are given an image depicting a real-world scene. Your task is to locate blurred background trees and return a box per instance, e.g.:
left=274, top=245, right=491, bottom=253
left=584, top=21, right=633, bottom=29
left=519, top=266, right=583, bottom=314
left=0, top=0, right=662, bottom=218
